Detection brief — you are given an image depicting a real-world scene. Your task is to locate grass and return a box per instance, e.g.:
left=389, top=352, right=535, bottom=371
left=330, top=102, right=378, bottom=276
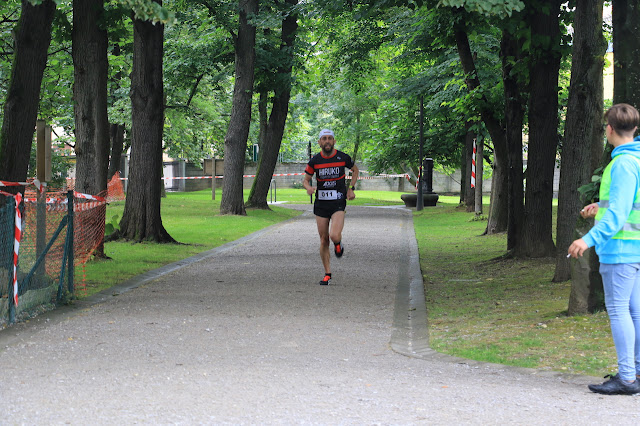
left=78, top=189, right=615, bottom=378
left=416, top=196, right=615, bottom=377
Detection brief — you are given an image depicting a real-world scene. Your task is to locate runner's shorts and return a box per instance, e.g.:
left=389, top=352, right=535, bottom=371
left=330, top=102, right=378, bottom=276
left=314, top=200, right=346, bottom=218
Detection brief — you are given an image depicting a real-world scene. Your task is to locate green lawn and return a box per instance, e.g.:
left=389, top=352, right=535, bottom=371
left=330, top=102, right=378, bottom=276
left=414, top=198, right=614, bottom=377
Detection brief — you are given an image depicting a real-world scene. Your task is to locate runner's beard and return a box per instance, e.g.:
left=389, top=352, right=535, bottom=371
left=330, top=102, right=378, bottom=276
left=321, top=144, right=334, bottom=155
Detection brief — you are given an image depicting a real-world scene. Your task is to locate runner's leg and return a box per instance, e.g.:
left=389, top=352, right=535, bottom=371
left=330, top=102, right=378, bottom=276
left=316, top=215, right=331, bottom=274
left=329, top=210, right=345, bottom=245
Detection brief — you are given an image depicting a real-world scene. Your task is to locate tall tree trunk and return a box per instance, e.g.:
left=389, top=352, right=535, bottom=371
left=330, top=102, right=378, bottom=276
left=220, top=0, right=259, bottom=215
left=556, top=0, right=606, bottom=284
left=73, top=0, right=110, bottom=195
left=0, top=0, right=56, bottom=184
left=245, top=0, right=297, bottom=210
left=454, top=21, right=508, bottom=234
left=517, top=1, right=562, bottom=258
left=613, top=0, right=640, bottom=106
left=569, top=0, right=640, bottom=313
left=485, top=145, right=509, bottom=234
left=501, top=27, right=526, bottom=252
left=117, top=2, right=174, bottom=243
left=258, top=89, right=268, bottom=152
left=72, top=0, right=111, bottom=257
left=108, top=123, right=125, bottom=179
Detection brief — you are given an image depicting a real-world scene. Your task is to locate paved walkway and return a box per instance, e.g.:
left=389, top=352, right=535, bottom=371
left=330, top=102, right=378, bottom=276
left=1, top=205, right=639, bottom=424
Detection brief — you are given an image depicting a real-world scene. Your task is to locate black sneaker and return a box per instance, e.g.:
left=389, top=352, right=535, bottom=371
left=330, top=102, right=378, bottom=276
left=319, top=274, right=331, bottom=285
left=588, top=374, right=640, bottom=395
left=334, top=242, right=344, bottom=258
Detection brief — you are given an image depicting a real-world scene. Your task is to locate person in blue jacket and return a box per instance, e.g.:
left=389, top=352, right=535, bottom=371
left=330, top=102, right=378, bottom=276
left=569, top=103, right=640, bottom=395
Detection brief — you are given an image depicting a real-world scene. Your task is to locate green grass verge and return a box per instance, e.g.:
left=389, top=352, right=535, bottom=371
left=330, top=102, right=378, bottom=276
left=416, top=196, right=615, bottom=377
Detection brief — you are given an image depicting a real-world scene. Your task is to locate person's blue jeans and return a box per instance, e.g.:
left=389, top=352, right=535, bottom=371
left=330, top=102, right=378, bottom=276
left=600, top=263, right=640, bottom=382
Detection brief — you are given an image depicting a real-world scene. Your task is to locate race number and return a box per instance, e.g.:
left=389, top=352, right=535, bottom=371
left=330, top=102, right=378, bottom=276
left=318, top=190, right=338, bottom=200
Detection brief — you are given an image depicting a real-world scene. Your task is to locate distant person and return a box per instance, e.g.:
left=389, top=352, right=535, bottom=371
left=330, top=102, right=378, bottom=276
left=568, top=103, right=640, bottom=395
left=303, top=129, right=359, bottom=285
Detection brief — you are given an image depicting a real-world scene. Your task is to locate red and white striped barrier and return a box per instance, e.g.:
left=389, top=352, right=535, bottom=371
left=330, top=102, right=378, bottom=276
left=0, top=181, right=29, bottom=187
left=73, top=191, right=106, bottom=202
left=0, top=182, right=108, bottom=306
left=12, top=192, right=21, bottom=306
left=119, top=172, right=412, bottom=180
left=23, top=200, right=105, bottom=213
left=23, top=191, right=107, bottom=210
left=0, top=189, right=23, bottom=306
left=471, top=139, right=476, bottom=189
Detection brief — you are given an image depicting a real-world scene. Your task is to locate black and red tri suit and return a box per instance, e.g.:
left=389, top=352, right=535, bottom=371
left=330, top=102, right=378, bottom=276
left=305, top=149, right=355, bottom=218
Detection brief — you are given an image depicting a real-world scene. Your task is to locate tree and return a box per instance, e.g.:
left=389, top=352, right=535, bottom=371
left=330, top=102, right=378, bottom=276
left=500, top=20, right=526, bottom=251
left=162, top=1, right=234, bottom=163
left=72, top=0, right=111, bottom=258
left=453, top=10, right=509, bottom=234
left=566, top=0, right=640, bottom=313
left=514, top=0, right=563, bottom=258
left=612, top=0, right=640, bottom=106
left=219, top=0, right=258, bottom=215
left=72, top=0, right=110, bottom=195
left=116, top=0, right=175, bottom=242
left=246, top=0, right=298, bottom=209
left=555, top=0, right=606, bottom=284
left=108, top=42, right=128, bottom=180
left=0, top=0, right=56, bottom=185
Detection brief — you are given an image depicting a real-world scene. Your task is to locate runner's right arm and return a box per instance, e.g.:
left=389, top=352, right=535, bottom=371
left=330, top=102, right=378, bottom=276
left=303, top=172, right=315, bottom=196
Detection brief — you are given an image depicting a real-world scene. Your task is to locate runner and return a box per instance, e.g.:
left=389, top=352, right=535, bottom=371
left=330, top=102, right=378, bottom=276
left=303, top=129, right=359, bottom=285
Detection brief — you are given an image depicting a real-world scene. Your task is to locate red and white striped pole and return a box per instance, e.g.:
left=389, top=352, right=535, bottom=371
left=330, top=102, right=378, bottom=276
left=471, top=138, right=476, bottom=189
left=12, top=192, right=22, bottom=306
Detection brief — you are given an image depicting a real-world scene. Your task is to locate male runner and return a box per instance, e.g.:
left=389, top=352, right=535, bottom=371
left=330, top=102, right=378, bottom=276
left=303, top=129, right=359, bottom=285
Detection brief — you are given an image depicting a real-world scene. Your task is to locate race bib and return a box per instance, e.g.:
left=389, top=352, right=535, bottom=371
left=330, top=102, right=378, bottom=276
left=318, top=190, right=338, bottom=200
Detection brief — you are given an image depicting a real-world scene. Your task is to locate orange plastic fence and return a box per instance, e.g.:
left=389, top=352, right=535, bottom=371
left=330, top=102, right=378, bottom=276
left=19, top=173, right=124, bottom=294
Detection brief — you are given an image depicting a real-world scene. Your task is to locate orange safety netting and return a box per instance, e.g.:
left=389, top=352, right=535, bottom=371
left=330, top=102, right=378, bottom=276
left=19, top=173, right=125, bottom=295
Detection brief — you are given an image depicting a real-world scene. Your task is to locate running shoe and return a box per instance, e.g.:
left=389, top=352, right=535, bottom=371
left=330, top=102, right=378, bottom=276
left=319, top=274, right=332, bottom=285
left=334, top=241, right=344, bottom=258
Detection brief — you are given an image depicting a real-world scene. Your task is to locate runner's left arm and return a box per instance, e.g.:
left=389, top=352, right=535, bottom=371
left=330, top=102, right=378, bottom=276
left=350, top=164, right=359, bottom=186
left=347, top=164, right=359, bottom=200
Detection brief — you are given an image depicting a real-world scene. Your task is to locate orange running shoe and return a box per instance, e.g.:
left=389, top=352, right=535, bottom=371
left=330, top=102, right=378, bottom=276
left=319, top=274, right=332, bottom=285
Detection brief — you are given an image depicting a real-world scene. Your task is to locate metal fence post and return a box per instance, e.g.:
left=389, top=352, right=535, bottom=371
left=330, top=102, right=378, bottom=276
left=67, top=190, right=74, bottom=294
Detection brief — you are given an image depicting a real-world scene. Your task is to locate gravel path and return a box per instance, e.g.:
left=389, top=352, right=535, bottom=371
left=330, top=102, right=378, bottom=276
left=1, top=204, right=639, bottom=425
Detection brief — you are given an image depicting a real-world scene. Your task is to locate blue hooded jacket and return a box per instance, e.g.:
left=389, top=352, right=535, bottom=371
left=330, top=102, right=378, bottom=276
left=582, top=136, right=640, bottom=263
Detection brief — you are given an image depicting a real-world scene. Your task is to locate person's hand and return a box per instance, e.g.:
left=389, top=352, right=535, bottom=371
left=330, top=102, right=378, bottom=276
left=306, top=186, right=316, bottom=196
left=347, top=188, right=355, bottom=201
left=568, top=238, right=589, bottom=258
left=580, top=203, right=599, bottom=219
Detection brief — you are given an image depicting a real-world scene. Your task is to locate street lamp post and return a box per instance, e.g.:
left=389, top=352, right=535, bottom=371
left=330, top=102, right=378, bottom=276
left=417, top=96, right=424, bottom=211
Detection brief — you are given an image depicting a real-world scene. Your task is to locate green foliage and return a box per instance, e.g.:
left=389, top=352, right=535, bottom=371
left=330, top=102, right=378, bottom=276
left=577, top=168, right=603, bottom=205
left=104, top=214, right=121, bottom=237
left=438, top=0, right=524, bottom=17
left=120, top=0, right=175, bottom=24
left=163, top=2, right=235, bottom=161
